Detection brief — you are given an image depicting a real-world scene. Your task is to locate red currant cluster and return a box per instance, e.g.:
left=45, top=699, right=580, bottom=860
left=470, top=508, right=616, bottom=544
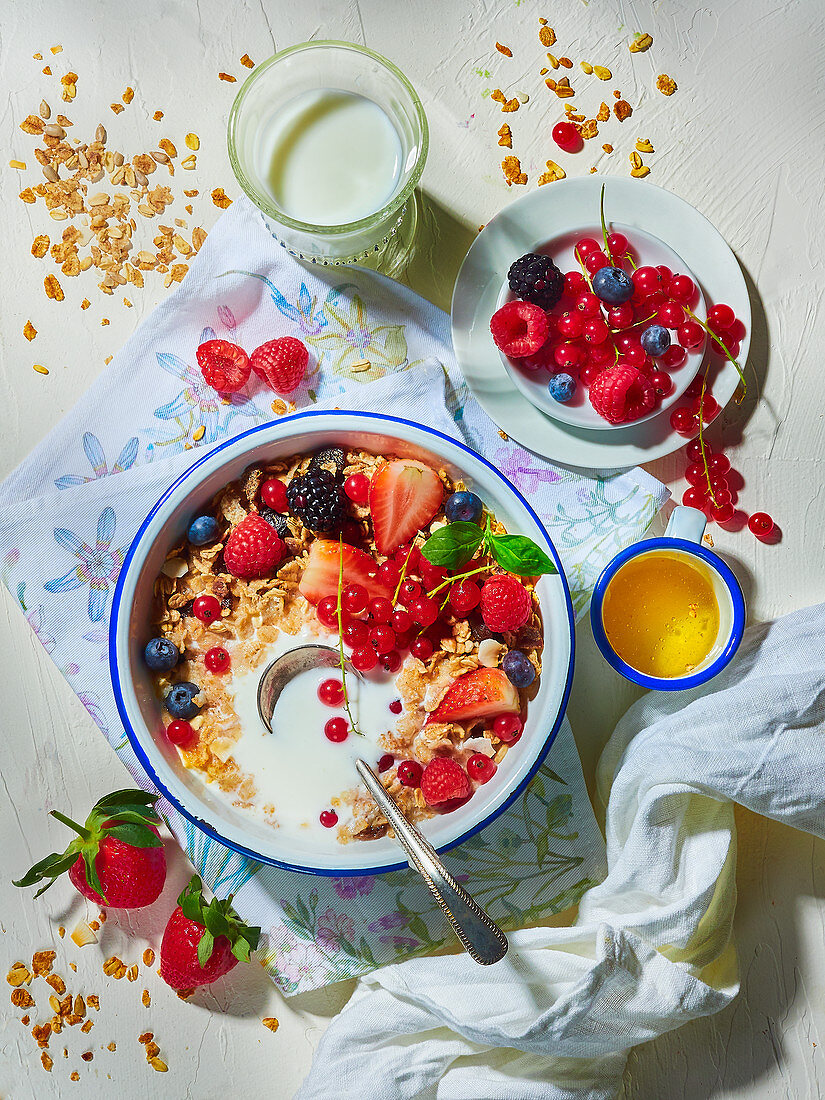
left=680, top=437, right=775, bottom=536
left=668, top=303, right=746, bottom=437
left=523, top=236, right=703, bottom=407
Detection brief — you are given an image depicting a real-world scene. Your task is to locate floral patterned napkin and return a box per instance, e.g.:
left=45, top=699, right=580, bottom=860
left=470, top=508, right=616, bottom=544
left=0, top=198, right=667, bottom=994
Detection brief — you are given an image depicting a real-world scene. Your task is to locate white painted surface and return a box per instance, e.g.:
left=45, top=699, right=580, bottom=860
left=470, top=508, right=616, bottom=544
left=0, top=0, right=823, bottom=1097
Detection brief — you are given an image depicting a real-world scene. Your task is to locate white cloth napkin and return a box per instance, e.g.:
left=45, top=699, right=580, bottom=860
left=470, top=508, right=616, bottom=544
left=297, top=602, right=825, bottom=1098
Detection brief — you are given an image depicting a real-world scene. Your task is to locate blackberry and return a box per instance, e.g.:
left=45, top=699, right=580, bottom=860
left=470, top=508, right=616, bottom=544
left=308, top=447, right=346, bottom=478
left=287, top=470, right=344, bottom=532
left=507, top=253, right=564, bottom=310
left=259, top=508, right=291, bottom=538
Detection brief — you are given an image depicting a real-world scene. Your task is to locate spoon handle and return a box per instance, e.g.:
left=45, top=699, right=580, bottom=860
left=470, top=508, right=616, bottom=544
left=355, top=759, right=508, bottom=966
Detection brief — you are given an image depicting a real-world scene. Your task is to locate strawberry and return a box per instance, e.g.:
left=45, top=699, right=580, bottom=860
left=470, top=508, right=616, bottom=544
left=479, top=573, right=532, bottom=632
left=420, top=758, right=472, bottom=806
left=429, top=667, right=519, bottom=723
left=224, top=513, right=284, bottom=579
left=369, top=460, right=443, bottom=556
left=196, top=340, right=251, bottom=394
left=159, top=876, right=260, bottom=992
left=13, top=789, right=166, bottom=908
left=250, top=337, right=308, bottom=394
left=299, top=539, right=394, bottom=604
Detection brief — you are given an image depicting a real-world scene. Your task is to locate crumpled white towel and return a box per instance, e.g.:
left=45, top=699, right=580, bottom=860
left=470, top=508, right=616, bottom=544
left=297, top=602, right=825, bottom=1099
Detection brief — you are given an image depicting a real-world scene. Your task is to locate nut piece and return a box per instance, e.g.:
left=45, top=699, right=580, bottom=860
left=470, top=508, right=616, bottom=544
left=629, top=151, right=642, bottom=170
left=636, top=138, right=654, bottom=153
left=39, top=100, right=51, bottom=119
left=478, top=638, right=505, bottom=667
left=656, top=74, right=677, bottom=96
left=593, top=65, right=612, bottom=80
left=629, top=32, right=653, bottom=53
left=631, top=166, right=650, bottom=178
left=537, top=159, right=566, bottom=186
left=7, top=962, right=31, bottom=987
left=495, top=42, right=512, bottom=57
left=613, top=99, right=633, bottom=121
left=580, top=61, right=593, bottom=74
left=71, top=920, right=98, bottom=947
left=185, top=132, right=200, bottom=150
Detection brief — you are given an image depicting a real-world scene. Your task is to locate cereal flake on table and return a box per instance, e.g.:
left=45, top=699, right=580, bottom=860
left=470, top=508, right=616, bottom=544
left=656, top=74, right=677, bottom=95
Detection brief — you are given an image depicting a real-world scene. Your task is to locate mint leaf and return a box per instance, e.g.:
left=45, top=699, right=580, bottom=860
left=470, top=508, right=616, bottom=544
left=487, top=533, right=558, bottom=576
left=421, top=522, right=484, bottom=569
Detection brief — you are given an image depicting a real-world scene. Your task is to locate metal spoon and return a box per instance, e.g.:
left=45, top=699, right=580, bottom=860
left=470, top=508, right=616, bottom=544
left=257, top=644, right=508, bottom=966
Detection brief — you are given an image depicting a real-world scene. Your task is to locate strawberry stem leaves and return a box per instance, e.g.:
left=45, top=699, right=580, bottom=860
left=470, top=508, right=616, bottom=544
left=177, top=876, right=261, bottom=968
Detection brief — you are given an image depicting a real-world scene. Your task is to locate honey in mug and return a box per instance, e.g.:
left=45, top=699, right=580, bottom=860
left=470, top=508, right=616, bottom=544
left=601, top=551, right=720, bottom=679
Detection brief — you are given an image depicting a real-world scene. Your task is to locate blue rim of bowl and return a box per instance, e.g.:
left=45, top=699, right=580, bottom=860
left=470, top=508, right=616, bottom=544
left=589, top=536, right=746, bottom=691
left=109, top=410, right=576, bottom=877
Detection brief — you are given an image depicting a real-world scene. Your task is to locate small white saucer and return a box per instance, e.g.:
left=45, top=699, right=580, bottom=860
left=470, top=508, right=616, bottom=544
left=452, top=177, right=751, bottom=470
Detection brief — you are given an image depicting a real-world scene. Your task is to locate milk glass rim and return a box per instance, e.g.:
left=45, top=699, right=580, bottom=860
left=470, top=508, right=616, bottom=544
left=589, top=536, right=746, bottom=691
left=227, top=40, right=429, bottom=235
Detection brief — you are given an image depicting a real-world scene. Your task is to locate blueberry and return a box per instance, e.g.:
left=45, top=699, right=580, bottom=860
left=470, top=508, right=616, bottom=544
left=548, top=373, right=576, bottom=403
left=591, top=266, right=634, bottom=305
left=445, top=491, right=484, bottom=524
left=143, top=637, right=180, bottom=671
left=188, top=515, right=218, bottom=546
left=640, top=324, right=671, bottom=357
left=502, top=650, right=536, bottom=688
left=164, top=681, right=202, bottom=720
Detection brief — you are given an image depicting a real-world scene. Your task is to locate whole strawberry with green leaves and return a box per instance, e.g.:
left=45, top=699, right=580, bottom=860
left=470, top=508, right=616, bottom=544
left=13, top=789, right=166, bottom=908
left=159, top=876, right=261, bottom=991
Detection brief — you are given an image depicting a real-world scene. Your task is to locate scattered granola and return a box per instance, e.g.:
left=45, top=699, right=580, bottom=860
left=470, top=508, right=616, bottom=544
left=537, top=160, right=566, bottom=185
left=497, top=124, right=512, bottom=148
left=218, top=72, right=237, bottom=82
left=656, top=74, right=677, bottom=96
left=539, top=25, right=556, bottom=47
left=211, top=187, right=232, bottom=209
left=23, top=320, right=38, bottom=341
left=593, top=65, right=612, bottom=80
left=495, top=42, right=512, bottom=57
left=240, top=54, right=255, bottom=68
left=262, top=1017, right=280, bottom=1032
left=613, top=99, right=633, bottom=121
left=636, top=138, right=654, bottom=152
left=629, top=32, right=653, bottom=53
left=501, top=155, right=527, bottom=186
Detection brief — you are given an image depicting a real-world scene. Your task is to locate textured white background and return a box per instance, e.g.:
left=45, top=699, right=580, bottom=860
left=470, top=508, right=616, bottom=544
left=1, top=0, right=824, bottom=1096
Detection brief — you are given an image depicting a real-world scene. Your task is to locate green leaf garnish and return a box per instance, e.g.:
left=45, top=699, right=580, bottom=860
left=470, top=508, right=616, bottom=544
left=420, top=522, right=484, bottom=569
left=487, top=532, right=558, bottom=576
left=177, top=875, right=261, bottom=969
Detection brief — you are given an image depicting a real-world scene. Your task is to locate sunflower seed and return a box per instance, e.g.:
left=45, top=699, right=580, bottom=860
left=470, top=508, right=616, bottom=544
left=95, top=123, right=107, bottom=144
left=39, top=100, right=51, bottom=119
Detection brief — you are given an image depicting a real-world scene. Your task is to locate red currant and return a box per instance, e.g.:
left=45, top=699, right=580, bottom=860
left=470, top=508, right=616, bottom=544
left=632, top=266, right=661, bottom=296
left=564, top=270, right=586, bottom=296
left=377, top=559, right=401, bottom=588
left=319, top=810, right=338, bottom=828
left=707, top=303, right=735, bottom=332
left=378, top=753, right=395, bottom=771
left=557, top=311, right=583, bottom=339
left=192, top=594, right=221, bottom=624
left=493, top=714, right=523, bottom=743
left=342, top=583, right=368, bottom=616
left=344, top=472, right=370, bottom=504
left=575, top=237, right=601, bottom=258
left=662, top=345, right=687, bottom=369
left=707, top=453, right=730, bottom=476
left=710, top=489, right=732, bottom=507
left=467, top=753, right=497, bottom=784
left=584, top=250, right=609, bottom=275
left=607, top=231, right=628, bottom=257
left=668, top=274, right=695, bottom=302
left=389, top=699, right=403, bottom=715
left=369, top=625, right=396, bottom=654
left=369, top=596, right=393, bottom=623
left=682, top=486, right=708, bottom=509
left=393, top=630, right=413, bottom=652
left=623, top=344, right=647, bottom=368
left=167, top=720, right=196, bottom=747
left=397, top=760, right=422, bottom=787
left=685, top=376, right=704, bottom=399
left=657, top=301, right=685, bottom=329
left=204, top=646, right=230, bottom=673
left=575, top=292, right=601, bottom=317
left=698, top=395, right=720, bottom=421
left=710, top=501, right=735, bottom=523
left=449, top=579, right=481, bottom=616
left=607, top=303, right=634, bottom=328
left=398, top=579, right=422, bottom=606
left=351, top=646, right=377, bottom=672
left=656, top=265, right=673, bottom=287
left=325, top=717, right=349, bottom=743
left=343, top=619, right=369, bottom=648
left=615, top=331, right=640, bottom=354
left=580, top=363, right=603, bottom=386
left=391, top=608, right=412, bottom=634
left=748, top=512, right=774, bottom=537
left=685, top=463, right=706, bottom=486
left=552, top=120, right=583, bottom=153
left=260, top=478, right=288, bottom=511
left=394, top=543, right=421, bottom=573
left=554, top=342, right=585, bottom=369
left=318, top=678, right=344, bottom=707
left=410, top=637, right=434, bottom=661
left=409, top=596, right=438, bottom=628
left=686, top=440, right=706, bottom=463
left=677, top=321, right=705, bottom=350
left=419, top=558, right=448, bottom=590
left=582, top=316, right=609, bottom=344
left=670, top=407, right=697, bottom=435
left=381, top=650, right=402, bottom=673
left=650, top=370, right=673, bottom=397
left=587, top=341, right=615, bottom=366
left=317, top=595, right=342, bottom=629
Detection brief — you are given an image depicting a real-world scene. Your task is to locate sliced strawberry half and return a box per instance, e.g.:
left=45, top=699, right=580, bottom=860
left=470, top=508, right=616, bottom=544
left=369, top=460, right=443, bottom=556
left=298, top=540, right=394, bottom=605
left=429, top=668, right=520, bottom=723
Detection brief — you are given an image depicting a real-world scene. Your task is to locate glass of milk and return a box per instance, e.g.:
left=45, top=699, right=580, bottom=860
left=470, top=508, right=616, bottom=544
left=228, top=41, right=429, bottom=268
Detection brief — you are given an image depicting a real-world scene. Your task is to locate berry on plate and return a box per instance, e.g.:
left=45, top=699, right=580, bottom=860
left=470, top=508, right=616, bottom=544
left=224, top=513, right=285, bottom=579
left=507, top=253, right=565, bottom=310
left=548, top=372, right=576, bottom=403
left=420, top=758, right=472, bottom=807
left=589, top=363, right=656, bottom=424
left=429, top=667, right=519, bottom=723
left=591, top=266, right=634, bottom=304
left=501, top=649, right=535, bottom=687
left=299, top=540, right=394, bottom=604
left=640, top=324, right=671, bottom=357
left=250, top=336, right=309, bottom=394
left=196, top=340, right=251, bottom=394
left=490, top=300, right=549, bottom=358
left=288, top=469, right=345, bottom=533
left=445, top=490, right=483, bottom=524
left=164, top=681, right=202, bottom=720
left=159, top=875, right=260, bottom=992
left=188, top=514, right=218, bottom=546
left=13, top=788, right=166, bottom=908
left=479, top=573, right=532, bottom=633
left=143, top=636, right=179, bottom=671
left=369, top=459, right=443, bottom=555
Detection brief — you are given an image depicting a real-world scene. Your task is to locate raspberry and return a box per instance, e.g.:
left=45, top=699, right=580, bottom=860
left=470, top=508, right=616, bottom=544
left=250, top=336, right=309, bottom=394
left=589, top=363, right=656, bottom=424
left=479, top=574, right=532, bottom=633
left=490, top=301, right=549, bottom=358
left=196, top=339, right=251, bottom=393
left=420, top=758, right=471, bottom=806
left=224, top=513, right=284, bottom=579
left=287, top=469, right=344, bottom=532
left=507, top=253, right=565, bottom=310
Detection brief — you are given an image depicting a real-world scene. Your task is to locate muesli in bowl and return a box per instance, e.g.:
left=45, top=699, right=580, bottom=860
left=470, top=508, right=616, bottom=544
left=145, top=444, right=552, bottom=845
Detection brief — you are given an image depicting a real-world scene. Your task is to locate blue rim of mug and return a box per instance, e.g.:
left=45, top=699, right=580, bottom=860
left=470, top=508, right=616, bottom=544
left=589, top=536, right=746, bottom=691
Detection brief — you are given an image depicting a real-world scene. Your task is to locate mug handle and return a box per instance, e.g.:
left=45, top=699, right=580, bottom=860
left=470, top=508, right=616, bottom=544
left=665, top=505, right=707, bottom=543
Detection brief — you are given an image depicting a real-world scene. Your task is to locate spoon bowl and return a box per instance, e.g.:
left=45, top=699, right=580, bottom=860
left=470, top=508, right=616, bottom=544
left=257, top=643, right=355, bottom=733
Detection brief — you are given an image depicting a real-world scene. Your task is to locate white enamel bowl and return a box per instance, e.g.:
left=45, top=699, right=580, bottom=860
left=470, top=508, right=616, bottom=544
left=110, top=411, right=575, bottom=876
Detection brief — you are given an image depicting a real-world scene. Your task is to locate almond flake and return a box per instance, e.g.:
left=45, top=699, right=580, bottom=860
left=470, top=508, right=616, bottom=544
left=636, top=138, right=654, bottom=153
left=71, top=920, right=98, bottom=947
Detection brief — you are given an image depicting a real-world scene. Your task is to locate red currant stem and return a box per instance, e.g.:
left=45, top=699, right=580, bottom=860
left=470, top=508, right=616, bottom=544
left=336, top=536, right=363, bottom=738
left=426, top=562, right=490, bottom=600
left=574, top=250, right=595, bottom=291
left=684, top=305, right=747, bottom=402
left=697, top=375, right=718, bottom=508
left=391, top=541, right=417, bottom=606
left=599, top=183, right=613, bottom=264
left=609, top=311, right=657, bottom=335
left=625, top=253, right=638, bottom=271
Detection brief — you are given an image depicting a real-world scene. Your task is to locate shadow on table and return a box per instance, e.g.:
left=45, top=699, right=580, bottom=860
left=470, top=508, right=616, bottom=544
left=619, top=809, right=825, bottom=1099
left=398, top=191, right=478, bottom=313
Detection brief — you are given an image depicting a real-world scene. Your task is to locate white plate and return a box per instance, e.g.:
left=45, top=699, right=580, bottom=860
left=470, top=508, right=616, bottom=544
left=452, top=177, right=751, bottom=470
left=495, top=222, right=706, bottom=430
